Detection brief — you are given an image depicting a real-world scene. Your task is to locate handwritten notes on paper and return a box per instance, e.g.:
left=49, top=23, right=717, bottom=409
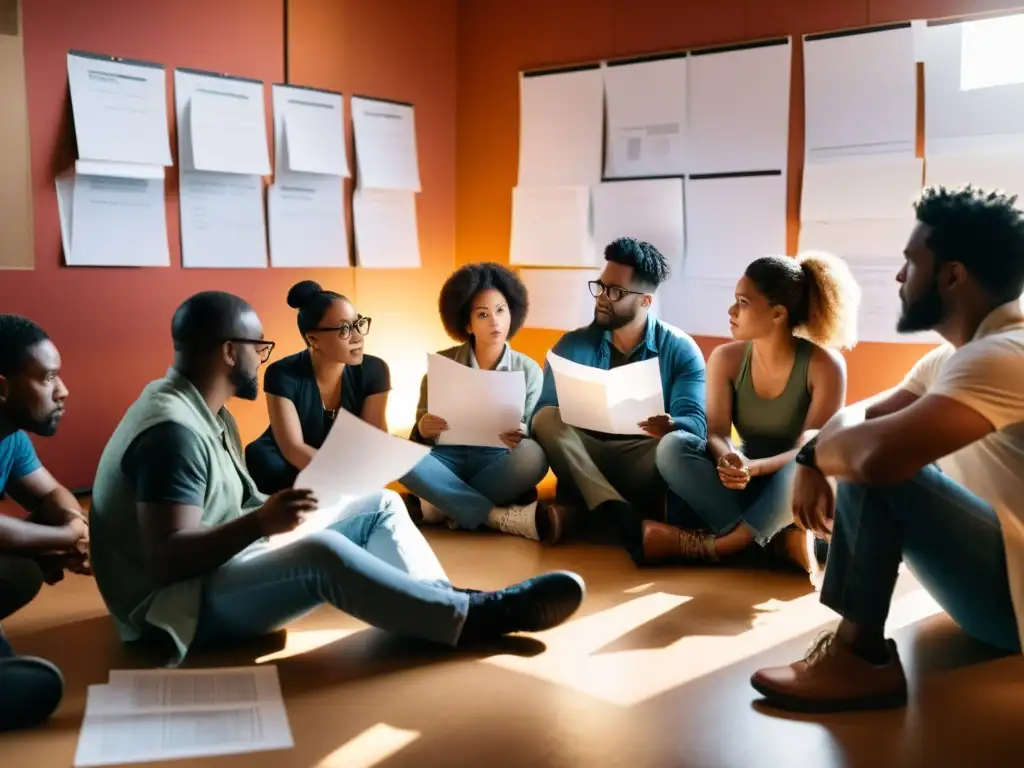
left=428, top=354, right=526, bottom=448
left=547, top=353, right=663, bottom=435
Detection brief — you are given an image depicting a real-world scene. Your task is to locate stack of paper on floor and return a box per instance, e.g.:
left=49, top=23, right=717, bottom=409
left=74, top=666, right=292, bottom=766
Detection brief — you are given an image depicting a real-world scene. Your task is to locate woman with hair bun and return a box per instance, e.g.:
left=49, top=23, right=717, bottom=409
left=642, top=252, right=861, bottom=571
left=245, top=280, right=391, bottom=494
left=401, top=262, right=557, bottom=543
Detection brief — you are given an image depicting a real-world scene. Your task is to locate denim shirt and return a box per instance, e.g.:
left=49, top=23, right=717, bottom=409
left=533, top=318, right=707, bottom=439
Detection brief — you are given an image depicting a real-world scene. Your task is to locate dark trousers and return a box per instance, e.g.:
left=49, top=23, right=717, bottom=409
left=0, top=555, right=64, bottom=731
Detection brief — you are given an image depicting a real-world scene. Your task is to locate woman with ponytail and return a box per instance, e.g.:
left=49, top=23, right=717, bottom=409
left=642, top=252, right=860, bottom=572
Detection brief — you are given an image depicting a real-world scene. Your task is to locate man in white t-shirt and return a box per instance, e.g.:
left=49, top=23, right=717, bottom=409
left=751, top=186, right=1024, bottom=713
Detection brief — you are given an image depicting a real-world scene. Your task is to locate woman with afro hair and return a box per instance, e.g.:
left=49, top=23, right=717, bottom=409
left=401, top=262, right=560, bottom=543
left=643, top=252, right=861, bottom=575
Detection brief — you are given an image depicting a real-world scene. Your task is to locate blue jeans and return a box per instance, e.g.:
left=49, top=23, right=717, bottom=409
left=195, top=490, right=470, bottom=647
left=655, top=432, right=795, bottom=545
left=400, top=440, right=549, bottom=529
left=822, top=465, right=1020, bottom=652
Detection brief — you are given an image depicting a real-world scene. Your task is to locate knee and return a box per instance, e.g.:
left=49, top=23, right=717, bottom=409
left=512, top=438, right=550, bottom=484
left=0, top=656, right=64, bottom=730
left=530, top=407, right=564, bottom=444
left=655, top=430, right=705, bottom=476
left=0, top=558, right=44, bottom=620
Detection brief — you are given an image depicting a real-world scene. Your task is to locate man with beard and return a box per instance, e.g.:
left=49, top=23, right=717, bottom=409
left=532, top=238, right=706, bottom=560
left=751, top=186, right=1024, bottom=712
left=0, top=315, right=88, bottom=731
left=90, top=291, right=585, bottom=666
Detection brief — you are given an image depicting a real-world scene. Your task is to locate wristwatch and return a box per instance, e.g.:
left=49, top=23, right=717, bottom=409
left=795, top=435, right=819, bottom=470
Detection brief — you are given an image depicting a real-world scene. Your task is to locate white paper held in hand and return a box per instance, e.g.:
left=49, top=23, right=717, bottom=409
left=547, top=352, right=664, bottom=435
left=293, top=408, right=430, bottom=508
left=427, top=353, right=526, bottom=448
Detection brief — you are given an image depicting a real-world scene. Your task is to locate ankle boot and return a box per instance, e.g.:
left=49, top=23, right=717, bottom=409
left=640, top=520, right=718, bottom=563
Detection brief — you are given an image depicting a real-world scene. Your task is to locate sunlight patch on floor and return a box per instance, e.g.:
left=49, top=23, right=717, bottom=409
left=255, top=629, right=359, bottom=664
left=318, top=723, right=421, bottom=768
left=485, top=586, right=941, bottom=707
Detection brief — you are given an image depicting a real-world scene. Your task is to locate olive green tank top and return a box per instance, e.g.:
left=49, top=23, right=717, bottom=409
left=732, top=338, right=813, bottom=460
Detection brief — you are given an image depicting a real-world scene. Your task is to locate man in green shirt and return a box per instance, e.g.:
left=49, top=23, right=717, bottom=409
left=90, top=291, right=584, bottom=664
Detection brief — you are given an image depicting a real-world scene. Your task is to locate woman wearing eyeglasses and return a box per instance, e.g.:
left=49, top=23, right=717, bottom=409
left=400, top=262, right=559, bottom=542
left=245, top=280, right=389, bottom=495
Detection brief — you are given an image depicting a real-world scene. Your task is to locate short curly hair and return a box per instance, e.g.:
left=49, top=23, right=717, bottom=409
left=438, top=262, right=529, bottom=343
left=914, top=185, right=1024, bottom=304
left=0, top=315, right=50, bottom=377
left=604, top=237, right=670, bottom=289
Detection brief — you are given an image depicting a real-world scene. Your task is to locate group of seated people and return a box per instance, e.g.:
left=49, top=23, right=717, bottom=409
left=1, top=185, right=1022, bottom=731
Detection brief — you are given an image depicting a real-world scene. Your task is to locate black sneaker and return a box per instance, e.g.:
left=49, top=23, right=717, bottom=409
left=458, top=571, right=585, bottom=644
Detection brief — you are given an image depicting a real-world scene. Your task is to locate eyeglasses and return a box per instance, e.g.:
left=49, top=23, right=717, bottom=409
left=588, top=280, right=646, bottom=303
left=312, top=316, right=372, bottom=340
left=228, top=338, right=276, bottom=363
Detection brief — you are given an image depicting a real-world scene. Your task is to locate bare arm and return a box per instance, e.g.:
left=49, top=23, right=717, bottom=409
left=360, top=392, right=389, bottom=433
left=705, top=345, right=739, bottom=463
left=137, top=502, right=263, bottom=586
left=753, top=348, right=847, bottom=476
left=7, top=467, right=86, bottom=526
left=266, top=394, right=317, bottom=470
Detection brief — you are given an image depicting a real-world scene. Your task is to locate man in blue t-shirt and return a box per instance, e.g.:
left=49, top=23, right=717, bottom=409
left=0, top=315, right=87, bottom=732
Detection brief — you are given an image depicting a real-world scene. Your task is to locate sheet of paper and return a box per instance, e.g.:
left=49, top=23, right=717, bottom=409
left=352, top=187, right=420, bottom=268
left=58, top=165, right=170, bottom=267
left=350, top=96, right=420, bottom=192
left=603, top=55, right=687, bottom=178
left=687, top=40, right=791, bottom=174
left=547, top=353, right=663, bottom=435
left=800, top=219, right=942, bottom=345
left=509, top=185, right=595, bottom=267
left=272, top=84, right=348, bottom=177
left=74, top=668, right=292, bottom=767
left=925, top=17, right=1024, bottom=155
left=518, top=66, right=604, bottom=186
left=803, top=26, right=916, bottom=161
left=174, top=68, right=270, bottom=175
left=660, top=276, right=736, bottom=339
left=520, top=268, right=601, bottom=331
left=592, top=178, right=684, bottom=276
left=684, top=174, right=787, bottom=279
left=1, top=13, right=35, bottom=270
left=924, top=149, right=1024, bottom=195
left=801, top=156, right=923, bottom=222
left=427, top=353, right=526, bottom=448
left=268, top=173, right=348, bottom=267
left=178, top=170, right=267, bottom=268
left=294, top=408, right=430, bottom=508
left=67, top=52, right=172, bottom=167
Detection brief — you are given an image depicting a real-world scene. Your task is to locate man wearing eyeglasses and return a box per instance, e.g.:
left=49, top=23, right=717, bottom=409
left=89, top=291, right=585, bottom=666
left=532, top=237, right=707, bottom=561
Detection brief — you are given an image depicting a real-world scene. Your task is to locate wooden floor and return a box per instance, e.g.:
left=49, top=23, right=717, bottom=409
left=3, top=529, right=1023, bottom=768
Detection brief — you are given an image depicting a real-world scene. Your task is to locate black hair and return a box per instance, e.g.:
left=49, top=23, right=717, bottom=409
left=745, top=253, right=860, bottom=349
left=171, top=291, right=256, bottom=355
left=914, top=185, right=1024, bottom=304
left=438, top=262, right=528, bottom=343
left=287, top=280, right=348, bottom=337
left=603, top=237, right=670, bottom=290
left=0, top=315, right=50, bottom=377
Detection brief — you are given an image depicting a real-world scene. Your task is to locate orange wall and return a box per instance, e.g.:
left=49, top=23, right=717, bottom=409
left=13, top=0, right=456, bottom=488
left=455, top=0, right=1024, bottom=405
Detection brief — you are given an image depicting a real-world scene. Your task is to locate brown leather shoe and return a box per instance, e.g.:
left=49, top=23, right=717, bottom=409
left=542, top=503, right=578, bottom=545
left=640, top=520, right=718, bottom=563
left=751, top=632, right=908, bottom=713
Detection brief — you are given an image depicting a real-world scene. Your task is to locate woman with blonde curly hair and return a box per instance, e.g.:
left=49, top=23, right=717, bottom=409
left=642, top=252, right=861, bottom=570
